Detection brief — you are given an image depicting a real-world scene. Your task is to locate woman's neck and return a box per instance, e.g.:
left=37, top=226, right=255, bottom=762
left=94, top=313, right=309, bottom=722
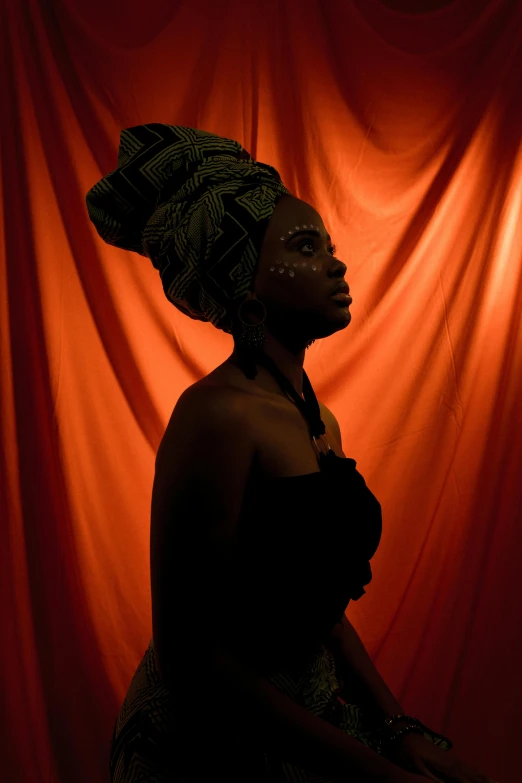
left=228, top=338, right=306, bottom=398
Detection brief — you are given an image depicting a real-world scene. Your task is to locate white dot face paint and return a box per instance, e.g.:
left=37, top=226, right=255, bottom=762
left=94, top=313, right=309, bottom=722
left=271, top=224, right=328, bottom=279
left=269, top=259, right=320, bottom=275
left=280, top=224, right=328, bottom=241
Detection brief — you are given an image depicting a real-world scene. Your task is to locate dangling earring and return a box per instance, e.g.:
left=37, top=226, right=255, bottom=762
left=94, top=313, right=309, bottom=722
left=236, top=298, right=267, bottom=380
left=237, top=298, right=267, bottom=351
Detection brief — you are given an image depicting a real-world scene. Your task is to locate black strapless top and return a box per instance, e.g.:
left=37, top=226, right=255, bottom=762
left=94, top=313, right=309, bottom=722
left=218, top=452, right=383, bottom=674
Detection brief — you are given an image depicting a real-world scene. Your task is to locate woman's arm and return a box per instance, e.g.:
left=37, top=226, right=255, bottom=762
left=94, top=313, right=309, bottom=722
left=152, top=389, right=423, bottom=783
left=327, top=614, right=407, bottom=727
left=205, top=644, right=422, bottom=783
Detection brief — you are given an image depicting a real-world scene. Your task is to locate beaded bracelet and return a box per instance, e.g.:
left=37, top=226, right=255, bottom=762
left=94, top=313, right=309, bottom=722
left=376, top=713, right=453, bottom=755
left=377, top=724, right=425, bottom=754
left=384, top=713, right=423, bottom=729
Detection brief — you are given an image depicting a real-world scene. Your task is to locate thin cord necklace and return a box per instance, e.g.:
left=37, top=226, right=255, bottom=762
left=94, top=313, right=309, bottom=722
left=253, top=350, right=337, bottom=467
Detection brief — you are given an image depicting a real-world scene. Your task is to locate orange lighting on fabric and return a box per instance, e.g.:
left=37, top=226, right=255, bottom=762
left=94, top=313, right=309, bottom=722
left=1, top=1, right=521, bottom=781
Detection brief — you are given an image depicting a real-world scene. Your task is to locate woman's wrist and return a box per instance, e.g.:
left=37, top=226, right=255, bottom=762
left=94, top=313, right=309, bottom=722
left=375, top=712, right=453, bottom=756
left=379, top=724, right=425, bottom=754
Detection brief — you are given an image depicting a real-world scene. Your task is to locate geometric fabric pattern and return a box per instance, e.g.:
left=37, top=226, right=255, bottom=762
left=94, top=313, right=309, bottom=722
left=86, top=124, right=292, bottom=333
left=109, top=640, right=452, bottom=783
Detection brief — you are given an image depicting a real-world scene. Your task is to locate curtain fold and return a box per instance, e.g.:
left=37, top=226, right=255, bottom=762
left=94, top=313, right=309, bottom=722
left=2, top=1, right=521, bottom=781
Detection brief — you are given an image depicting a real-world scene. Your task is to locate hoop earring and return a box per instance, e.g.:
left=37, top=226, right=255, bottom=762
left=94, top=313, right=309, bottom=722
left=237, top=298, right=267, bottom=351
left=236, top=298, right=315, bottom=352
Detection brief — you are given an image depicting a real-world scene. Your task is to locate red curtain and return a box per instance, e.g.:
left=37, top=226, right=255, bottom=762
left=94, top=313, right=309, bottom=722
left=2, top=1, right=521, bottom=781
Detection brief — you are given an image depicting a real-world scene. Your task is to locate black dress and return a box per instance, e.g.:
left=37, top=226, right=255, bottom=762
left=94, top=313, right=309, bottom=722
left=109, top=354, right=450, bottom=782
left=109, top=453, right=389, bottom=782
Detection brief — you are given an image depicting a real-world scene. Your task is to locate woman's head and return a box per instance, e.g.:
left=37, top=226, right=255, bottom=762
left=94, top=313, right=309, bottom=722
left=85, top=124, right=292, bottom=335
left=230, top=195, right=350, bottom=352
left=85, top=124, right=350, bottom=358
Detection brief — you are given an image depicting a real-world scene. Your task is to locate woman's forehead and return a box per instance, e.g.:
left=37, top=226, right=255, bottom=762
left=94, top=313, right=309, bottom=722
left=268, top=196, right=324, bottom=236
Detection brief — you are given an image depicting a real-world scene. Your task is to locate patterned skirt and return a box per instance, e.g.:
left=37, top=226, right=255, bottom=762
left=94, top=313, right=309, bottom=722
left=109, top=638, right=450, bottom=783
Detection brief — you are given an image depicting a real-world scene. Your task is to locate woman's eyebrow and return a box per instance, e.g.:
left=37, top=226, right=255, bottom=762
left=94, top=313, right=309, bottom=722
left=284, top=229, right=332, bottom=245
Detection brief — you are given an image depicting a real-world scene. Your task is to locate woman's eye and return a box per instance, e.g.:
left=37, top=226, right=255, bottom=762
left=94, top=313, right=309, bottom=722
left=299, top=240, right=315, bottom=254
left=298, top=240, right=337, bottom=257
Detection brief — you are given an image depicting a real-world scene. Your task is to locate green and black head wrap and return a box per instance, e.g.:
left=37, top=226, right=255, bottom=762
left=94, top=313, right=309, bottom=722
left=85, top=124, right=292, bottom=334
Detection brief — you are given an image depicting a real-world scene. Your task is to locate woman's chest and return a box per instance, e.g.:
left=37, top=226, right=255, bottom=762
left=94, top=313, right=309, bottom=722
left=246, top=395, right=345, bottom=485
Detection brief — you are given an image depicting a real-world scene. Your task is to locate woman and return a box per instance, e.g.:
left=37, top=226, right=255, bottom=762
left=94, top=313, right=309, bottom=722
left=86, top=124, right=496, bottom=783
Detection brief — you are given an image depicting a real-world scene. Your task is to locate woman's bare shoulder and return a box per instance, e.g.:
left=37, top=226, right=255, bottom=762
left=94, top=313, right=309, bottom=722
left=156, top=368, right=252, bottom=454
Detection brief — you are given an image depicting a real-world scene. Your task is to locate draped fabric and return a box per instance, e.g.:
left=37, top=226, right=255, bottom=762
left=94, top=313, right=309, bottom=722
left=1, top=1, right=521, bottom=782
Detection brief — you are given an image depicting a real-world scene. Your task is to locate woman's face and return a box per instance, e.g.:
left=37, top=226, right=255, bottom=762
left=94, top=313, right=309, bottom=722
left=247, top=195, right=351, bottom=346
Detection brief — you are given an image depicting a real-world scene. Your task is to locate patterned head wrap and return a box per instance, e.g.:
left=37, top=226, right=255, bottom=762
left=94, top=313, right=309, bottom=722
left=85, top=124, right=292, bottom=334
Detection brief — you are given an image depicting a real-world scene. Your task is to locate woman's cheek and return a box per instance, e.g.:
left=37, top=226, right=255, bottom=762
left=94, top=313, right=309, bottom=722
left=270, top=258, right=318, bottom=280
